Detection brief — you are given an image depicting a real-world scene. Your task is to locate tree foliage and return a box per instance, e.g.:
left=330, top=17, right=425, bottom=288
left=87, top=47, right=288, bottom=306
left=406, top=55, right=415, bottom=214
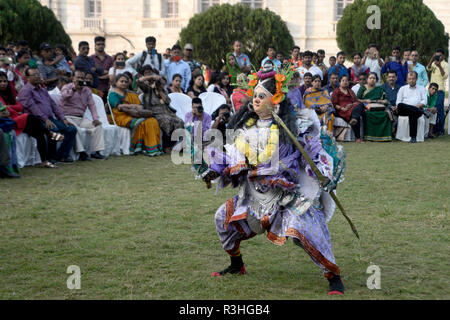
left=337, top=0, right=448, bottom=64
left=179, top=4, right=294, bottom=69
left=0, top=0, right=71, bottom=50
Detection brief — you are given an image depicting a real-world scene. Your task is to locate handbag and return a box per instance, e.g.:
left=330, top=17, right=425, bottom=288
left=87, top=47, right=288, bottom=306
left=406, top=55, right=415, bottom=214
left=366, top=103, right=386, bottom=111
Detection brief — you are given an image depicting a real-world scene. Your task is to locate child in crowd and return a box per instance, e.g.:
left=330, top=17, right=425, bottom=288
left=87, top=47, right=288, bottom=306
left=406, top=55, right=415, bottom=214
left=426, top=83, right=439, bottom=138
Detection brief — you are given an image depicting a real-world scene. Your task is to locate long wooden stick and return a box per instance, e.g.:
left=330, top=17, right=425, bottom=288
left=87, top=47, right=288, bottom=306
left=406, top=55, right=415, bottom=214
left=270, top=109, right=360, bottom=239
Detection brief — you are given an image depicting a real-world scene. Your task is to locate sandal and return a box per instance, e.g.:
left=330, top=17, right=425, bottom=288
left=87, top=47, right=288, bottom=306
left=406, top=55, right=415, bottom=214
left=49, top=132, right=64, bottom=142
left=42, top=161, right=58, bottom=168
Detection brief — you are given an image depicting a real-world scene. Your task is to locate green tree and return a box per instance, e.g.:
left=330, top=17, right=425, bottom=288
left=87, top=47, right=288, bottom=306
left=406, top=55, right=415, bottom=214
left=179, top=4, right=294, bottom=69
left=337, top=0, right=448, bottom=64
left=0, top=0, right=71, bottom=50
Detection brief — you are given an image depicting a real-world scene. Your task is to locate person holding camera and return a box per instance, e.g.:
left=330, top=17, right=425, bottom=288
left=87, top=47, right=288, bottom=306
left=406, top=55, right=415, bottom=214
left=211, top=104, right=231, bottom=142
left=362, top=44, right=384, bottom=85
left=59, top=69, right=105, bottom=160
left=184, top=97, right=212, bottom=179
left=426, top=49, right=448, bottom=137
left=109, top=52, right=137, bottom=86
left=137, top=65, right=184, bottom=154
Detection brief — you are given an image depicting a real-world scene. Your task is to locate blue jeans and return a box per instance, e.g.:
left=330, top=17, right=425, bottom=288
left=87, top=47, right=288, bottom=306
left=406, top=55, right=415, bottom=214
left=47, top=118, right=77, bottom=160
left=433, top=90, right=446, bottom=135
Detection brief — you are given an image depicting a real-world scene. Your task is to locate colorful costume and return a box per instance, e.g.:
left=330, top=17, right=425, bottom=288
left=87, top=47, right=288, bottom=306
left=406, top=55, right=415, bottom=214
left=204, top=62, right=346, bottom=294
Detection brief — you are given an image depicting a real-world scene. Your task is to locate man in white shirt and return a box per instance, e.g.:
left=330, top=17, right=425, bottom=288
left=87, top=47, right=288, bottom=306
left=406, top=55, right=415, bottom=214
left=297, top=51, right=323, bottom=86
left=362, top=44, right=384, bottom=85
left=126, top=36, right=165, bottom=77
left=396, top=71, right=431, bottom=143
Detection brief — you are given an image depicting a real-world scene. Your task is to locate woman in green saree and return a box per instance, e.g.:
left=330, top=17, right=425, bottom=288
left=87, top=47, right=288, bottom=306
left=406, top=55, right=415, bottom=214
left=224, top=53, right=242, bottom=85
left=357, top=72, right=392, bottom=142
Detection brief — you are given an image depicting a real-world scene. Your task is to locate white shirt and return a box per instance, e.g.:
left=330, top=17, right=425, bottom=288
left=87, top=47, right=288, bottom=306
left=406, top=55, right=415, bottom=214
left=0, top=67, right=15, bottom=82
left=396, top=84, right=427, bottom=107
left=364, top=57, right=384, bottom=85
left=108, top=66, right=137, bottom=77
left=352, top=84, right=361, bottom=96
left=125, top=50, right=166, bottom=77
left=297, top=65, right=323, bottom=86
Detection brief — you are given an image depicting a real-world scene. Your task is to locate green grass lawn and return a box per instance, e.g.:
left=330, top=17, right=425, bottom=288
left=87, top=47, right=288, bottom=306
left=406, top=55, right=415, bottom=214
left=1, top=136, right=449, bottom=300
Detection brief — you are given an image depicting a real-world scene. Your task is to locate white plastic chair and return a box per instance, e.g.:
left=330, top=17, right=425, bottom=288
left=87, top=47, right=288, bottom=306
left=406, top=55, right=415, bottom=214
left=395, top=115, right=425, bottom=142
left=106, top=97, right=131, bottom=155
left=199, top=92, right=227, bottom=115
left=83, top=94, right=121, bottom=157
left=168, top=93, right=192, bottom=121
left=333, top=117, right=363, bottom=142
left=230, top=92, right=236, bottom=113
left=15, top=133, right=42, bottom=168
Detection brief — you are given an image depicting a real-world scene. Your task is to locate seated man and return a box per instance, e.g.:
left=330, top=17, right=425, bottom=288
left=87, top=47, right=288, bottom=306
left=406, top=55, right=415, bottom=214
left=59, top=69, right=105, bottom=160
left=299, top=72, right=313, bottom=97
left=17, top=67, right=77, bottom=163
left=396, top=71, right=431, bottom=143
left=325, top=72, right=339, bottom=98
left=425, top=83, right=439, bottom=138
left=184, top=97, right=212, bottom=180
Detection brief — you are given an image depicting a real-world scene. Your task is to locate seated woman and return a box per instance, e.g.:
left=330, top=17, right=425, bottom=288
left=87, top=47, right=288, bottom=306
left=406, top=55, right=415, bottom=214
left=357, top=72, right=391, bottom=142
left=0, top=71, right=61, bottom=168
left=331, top=75, right=365, bottom=142
left=213, top=71, right=233, bottom=105
left=167, top=74, right=184, bottom=94
left=223, top=52, right=241, bottom=85
left=186, top=74, right=206, bottom=98
left=108, top=74, right=163, bottom=156
left=137, top=65, right=184, bottom=153
left=303, top=75, right=334, bottom=135
left=231, top=73, right=251, bottom=112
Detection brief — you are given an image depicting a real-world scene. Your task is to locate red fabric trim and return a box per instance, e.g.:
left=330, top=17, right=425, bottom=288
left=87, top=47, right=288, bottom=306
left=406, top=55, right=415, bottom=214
left=224, top=198, right=235, bottom=230
left=229, top=212, right=248, bottom=224
left=259, top=178, right=296, bottom=190
left=261, top=215, right=270, bottom=230
left=285, top=228, right=340, bottom=275
left=266, top=231, right=287, bottom=246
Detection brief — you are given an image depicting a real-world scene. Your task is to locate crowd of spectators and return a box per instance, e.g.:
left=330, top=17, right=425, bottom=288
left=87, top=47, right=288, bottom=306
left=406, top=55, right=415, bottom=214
left=0, top=37, right=448, bottom=178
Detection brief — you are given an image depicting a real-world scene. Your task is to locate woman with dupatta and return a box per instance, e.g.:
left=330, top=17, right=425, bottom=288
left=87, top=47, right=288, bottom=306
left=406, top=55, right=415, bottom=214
left=203, top=62, right=346, bottom=295
left=108, top=74, right=163, bottom=156
left=224, top=53, right=242, bottom=85
left=357, top=72, right=392, bottom=142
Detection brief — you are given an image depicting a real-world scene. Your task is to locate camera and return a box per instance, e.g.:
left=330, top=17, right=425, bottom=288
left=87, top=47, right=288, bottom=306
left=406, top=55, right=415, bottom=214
left=78, top=80, right=88, bottom=87
left=434, top=55, right=441, bottom=62
left=196, top=106, right=204, bottom=113
left=116, top=61, right=125, bottom=68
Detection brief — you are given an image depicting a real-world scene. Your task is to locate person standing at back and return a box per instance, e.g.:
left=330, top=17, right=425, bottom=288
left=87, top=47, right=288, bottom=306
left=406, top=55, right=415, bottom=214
left=426, top=49, right=448, bottom=137
left=126, top=36, right=166, bottom=77
left=89, top=36, right=114, bottom=102
left=232, top=40, right=252, bottom=74
left=165, top=45, right=191, bottom=93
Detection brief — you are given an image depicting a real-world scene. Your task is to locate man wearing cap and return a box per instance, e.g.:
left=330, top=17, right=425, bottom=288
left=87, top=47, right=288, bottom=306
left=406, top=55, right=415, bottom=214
left=183, top=43, right=201, bottom=73
left=126, top=36, right=165, bottom=77
left=37, top=43, right=65, bottom=91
